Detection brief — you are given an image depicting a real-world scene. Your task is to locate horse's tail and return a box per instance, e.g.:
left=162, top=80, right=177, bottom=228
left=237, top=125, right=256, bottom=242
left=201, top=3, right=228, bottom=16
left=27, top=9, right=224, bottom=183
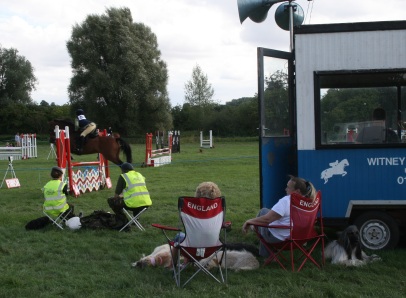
left=117, top=137, right=133, bottom=163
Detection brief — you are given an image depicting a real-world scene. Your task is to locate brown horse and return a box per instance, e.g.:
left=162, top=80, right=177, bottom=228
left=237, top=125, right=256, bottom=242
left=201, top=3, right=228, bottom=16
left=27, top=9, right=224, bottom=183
left=49, top=119, right=132, bottom=165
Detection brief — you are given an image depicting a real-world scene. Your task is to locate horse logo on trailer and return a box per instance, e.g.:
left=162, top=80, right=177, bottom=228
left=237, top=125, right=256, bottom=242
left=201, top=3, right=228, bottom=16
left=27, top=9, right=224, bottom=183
left=321, top=159, right=349, bottom=184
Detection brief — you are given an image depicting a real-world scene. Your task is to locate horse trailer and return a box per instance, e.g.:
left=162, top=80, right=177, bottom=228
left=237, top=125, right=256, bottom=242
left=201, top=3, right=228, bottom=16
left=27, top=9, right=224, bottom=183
left=259, top=20, right=406, bottom=250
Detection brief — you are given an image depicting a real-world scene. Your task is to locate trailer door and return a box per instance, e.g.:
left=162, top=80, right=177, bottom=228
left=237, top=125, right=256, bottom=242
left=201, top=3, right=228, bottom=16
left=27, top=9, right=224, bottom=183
left=258, top=48, right=295, bottom=208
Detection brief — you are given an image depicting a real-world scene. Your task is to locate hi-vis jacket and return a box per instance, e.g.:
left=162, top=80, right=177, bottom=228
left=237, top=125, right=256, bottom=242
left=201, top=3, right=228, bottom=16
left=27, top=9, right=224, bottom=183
left=43, top=180, right=69, bottom=218
left=122, top=171, right=152, bottom=208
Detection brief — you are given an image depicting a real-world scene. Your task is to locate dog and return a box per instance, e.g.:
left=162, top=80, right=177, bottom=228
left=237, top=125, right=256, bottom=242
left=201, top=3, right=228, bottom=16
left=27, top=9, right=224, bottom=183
left=132, top=243, right=260, bottom=271
left=201, top=249, right=259, bottom=271
left=325, top=225, right=381, bottom=266
left=201, top=243, right=260, bottom=271
left=131, top=244, right=174, bottom=269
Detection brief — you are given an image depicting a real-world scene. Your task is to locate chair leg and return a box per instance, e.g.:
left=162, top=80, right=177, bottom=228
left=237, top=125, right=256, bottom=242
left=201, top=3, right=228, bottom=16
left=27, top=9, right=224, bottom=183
left=43, top=208, right=72, bottom=230
left=51, top=215, right=64, bottom=229
left=180, top=249, right=226, bottom=288
left=175, top=246, right=181, bottom=287
left=119, top=208, right=147, bottom=232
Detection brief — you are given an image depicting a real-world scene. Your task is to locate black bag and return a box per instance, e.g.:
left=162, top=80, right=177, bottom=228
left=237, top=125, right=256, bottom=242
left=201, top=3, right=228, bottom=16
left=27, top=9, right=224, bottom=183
left=80, top=210, right=123, bottom=230
left=25, top=216, right=51, bottom=230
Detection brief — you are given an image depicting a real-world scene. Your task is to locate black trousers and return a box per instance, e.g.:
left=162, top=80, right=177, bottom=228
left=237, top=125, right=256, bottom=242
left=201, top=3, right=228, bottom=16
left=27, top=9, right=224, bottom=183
left=107, top=197, right=147, bottom=222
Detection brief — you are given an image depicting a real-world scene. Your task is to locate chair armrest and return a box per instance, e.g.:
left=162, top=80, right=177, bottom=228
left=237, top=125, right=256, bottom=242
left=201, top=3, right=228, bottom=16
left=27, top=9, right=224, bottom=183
left=268, top=225, right=290, bottom=229
left=222, top=221, right=231, bottom=228
left=151, top=223, right=181, bottom=231
left=250, top=223, right=290, bottom=229
left=222, top=221, right=232, bottom=231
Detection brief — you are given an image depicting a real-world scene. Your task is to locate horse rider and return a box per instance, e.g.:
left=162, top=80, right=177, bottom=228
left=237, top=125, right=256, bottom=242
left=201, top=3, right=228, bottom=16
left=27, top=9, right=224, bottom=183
left=75, top=109, right=97, bottom=153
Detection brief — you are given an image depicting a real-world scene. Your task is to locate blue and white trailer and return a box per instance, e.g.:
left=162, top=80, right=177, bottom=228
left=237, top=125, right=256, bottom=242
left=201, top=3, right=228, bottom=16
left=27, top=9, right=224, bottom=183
left=259, top=20, right=406, bottom=250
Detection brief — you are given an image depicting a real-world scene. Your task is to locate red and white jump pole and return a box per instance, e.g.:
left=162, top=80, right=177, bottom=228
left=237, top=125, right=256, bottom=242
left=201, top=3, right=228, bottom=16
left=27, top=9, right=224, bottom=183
left=145, top=132, right=172, bottom=167
left=54, top=125, right=111, bottom=197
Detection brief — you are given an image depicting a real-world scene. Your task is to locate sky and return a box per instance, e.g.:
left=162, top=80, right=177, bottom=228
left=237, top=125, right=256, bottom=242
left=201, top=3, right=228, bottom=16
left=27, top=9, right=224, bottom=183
left=0, top=0, right=404, bottom=107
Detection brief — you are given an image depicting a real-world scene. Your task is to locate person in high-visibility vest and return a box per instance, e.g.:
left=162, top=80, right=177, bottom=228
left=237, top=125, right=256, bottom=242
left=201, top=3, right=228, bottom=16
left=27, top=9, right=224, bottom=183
left=43, top=166, right=74, bottom=219
left=107, top=162, right=152, bottom=229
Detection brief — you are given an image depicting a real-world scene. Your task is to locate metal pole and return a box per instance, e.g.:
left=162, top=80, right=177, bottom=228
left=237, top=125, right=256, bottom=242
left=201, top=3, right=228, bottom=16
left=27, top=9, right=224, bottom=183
left=289, top=1, right=294, bottom=52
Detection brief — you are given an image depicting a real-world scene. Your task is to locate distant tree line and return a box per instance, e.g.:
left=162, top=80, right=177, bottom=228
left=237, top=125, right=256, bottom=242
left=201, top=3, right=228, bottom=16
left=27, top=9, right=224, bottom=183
left=0, top=96, right=259, bottom=137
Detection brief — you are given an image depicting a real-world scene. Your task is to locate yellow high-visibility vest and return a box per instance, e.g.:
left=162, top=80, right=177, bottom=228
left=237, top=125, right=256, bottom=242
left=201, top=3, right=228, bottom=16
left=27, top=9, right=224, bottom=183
left=122, top=171, right=152, bottom=208
left=43, top=180, right=69, bottom=218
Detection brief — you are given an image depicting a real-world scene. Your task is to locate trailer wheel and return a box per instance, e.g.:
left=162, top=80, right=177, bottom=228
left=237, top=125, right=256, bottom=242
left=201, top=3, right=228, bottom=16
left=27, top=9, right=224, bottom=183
left=354, top=211, right=399, bottom=250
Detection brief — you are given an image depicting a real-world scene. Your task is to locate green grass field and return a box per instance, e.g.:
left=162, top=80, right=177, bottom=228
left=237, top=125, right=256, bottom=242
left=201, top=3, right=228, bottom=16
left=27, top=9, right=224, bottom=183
left=0, top=140, right=405, bottom=297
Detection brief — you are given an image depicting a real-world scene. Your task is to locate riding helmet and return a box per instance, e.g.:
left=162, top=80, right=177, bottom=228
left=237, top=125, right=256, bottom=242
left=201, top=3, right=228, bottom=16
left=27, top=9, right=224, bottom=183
left=76, top=109, right=84, bottom=116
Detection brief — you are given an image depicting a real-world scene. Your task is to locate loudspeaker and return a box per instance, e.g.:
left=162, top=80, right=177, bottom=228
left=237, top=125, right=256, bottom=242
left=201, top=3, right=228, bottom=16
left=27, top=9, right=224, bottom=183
left=275, top=2, right=304, bottom=31
left=237, top=0, right=286, bottom=24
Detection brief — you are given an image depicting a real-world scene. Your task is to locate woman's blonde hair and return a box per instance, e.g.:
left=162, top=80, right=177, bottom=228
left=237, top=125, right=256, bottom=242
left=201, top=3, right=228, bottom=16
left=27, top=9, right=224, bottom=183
left=195, top=182, right=222, bottom=199
left=288, top=175, right=316, bottom=201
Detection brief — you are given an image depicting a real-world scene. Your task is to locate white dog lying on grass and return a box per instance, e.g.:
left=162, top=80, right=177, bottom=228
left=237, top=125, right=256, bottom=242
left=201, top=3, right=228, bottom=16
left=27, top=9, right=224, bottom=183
left=132, top=244, right=259, bottom=271
left=200, top=249, right=259, bottom=271
left=132, top=244, right=173, bottom=268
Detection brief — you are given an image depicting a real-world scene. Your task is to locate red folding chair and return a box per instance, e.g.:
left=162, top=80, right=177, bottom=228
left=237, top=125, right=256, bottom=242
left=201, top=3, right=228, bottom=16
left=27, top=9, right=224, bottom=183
left=252, top=191, right=325, bottom=271
left=152, top=196, right=229, bottom=287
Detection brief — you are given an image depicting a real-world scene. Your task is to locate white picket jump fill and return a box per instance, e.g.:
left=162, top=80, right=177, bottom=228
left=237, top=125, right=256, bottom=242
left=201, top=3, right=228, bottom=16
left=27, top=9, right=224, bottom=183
left=21, top=133, right=37, bottom=159
left=200, top=130, right=213, bottom=148
left=145, top=132, right=172, bottom=167
left=0, top=147, right=22, bottom=161
left=0, top=133, right=37, bottom=160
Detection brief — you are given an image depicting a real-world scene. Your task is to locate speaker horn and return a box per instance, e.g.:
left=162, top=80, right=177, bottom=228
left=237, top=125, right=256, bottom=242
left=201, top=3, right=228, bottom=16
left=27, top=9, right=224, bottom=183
left=237, top=0, right=287, bottom=24
left=275, top=2, right=304, bottom=31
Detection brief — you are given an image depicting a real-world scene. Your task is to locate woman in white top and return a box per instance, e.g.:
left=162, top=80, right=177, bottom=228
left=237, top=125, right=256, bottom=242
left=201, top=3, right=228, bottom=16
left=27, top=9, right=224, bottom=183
left=242, top=175, right=316, bottom=257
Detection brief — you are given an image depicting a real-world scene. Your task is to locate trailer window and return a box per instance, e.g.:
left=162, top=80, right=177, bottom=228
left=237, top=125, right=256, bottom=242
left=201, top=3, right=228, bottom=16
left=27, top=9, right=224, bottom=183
left=315, top=70, right=406, bottom=147
left=263, top=57, right=290, bottom=137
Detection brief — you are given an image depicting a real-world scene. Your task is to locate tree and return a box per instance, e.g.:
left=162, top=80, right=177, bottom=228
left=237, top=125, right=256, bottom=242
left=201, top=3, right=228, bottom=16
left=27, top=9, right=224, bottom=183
left=40, top=100, right=50, bottom=107
left=264, top=70, right=289, bottom=135
left=0, top=46, right=37, bottom=105
left=184, top=65, right=215, bottom=107
left=66, top=7, right=172, bottom=136
left=171, top=96, right=258, bottom=137
left=320, top=88, right=381, bottom=134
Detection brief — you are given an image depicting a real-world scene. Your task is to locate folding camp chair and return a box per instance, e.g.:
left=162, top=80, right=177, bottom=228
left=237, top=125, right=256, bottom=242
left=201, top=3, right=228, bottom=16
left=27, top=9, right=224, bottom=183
left=152, top=196, right=229, bottom=288
left=43, top=208, right=73, bottom=230
left=119, top=207, right=147, bottom=232
left=252, top=191, right=325, bottom=272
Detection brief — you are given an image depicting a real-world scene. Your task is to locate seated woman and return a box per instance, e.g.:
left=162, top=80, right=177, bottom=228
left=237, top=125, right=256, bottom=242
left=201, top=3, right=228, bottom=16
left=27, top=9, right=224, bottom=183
left=172, top=181, right=223, bottom=265
left=242, top=175, right=316, bottom=257
left=174, top=181, right=222, bottom=244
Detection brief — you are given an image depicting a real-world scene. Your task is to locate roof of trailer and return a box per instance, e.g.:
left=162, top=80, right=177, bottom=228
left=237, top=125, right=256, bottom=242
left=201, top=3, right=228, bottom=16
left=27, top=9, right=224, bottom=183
left=294, top=20, right=406, bottom=35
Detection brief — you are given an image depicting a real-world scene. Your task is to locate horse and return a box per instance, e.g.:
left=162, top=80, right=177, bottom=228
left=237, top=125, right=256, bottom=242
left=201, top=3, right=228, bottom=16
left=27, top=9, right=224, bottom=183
left=320, top=159, right=349, bottom=184
left=49, top=119, right=132, bottom=165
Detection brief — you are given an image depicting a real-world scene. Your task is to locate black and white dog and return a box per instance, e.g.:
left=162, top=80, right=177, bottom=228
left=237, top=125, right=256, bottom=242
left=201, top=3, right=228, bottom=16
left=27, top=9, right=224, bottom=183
left=325, top=225, right=381, bottom=266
